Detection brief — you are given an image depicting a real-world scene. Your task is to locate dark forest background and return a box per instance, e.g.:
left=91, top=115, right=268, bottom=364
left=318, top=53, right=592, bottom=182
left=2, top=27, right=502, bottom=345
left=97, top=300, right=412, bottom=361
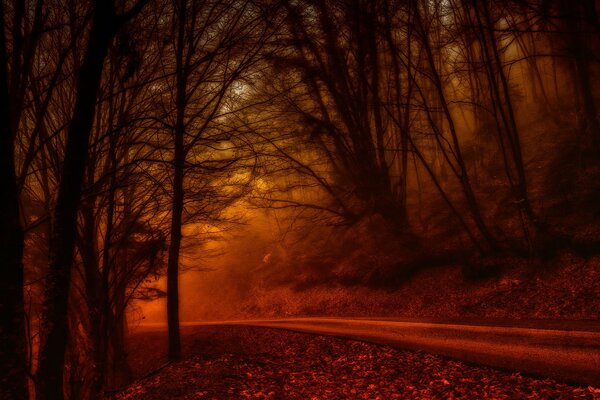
left=0, top=0, right=599, bottom=399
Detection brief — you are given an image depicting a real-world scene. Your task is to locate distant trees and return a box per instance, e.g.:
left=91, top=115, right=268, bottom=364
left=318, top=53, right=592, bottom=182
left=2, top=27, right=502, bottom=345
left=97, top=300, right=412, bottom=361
left=271, top=0, right=413, bottom=230
left=250, top=0, right=598, bottom=255
left=547, top=0, right=600, bottom=155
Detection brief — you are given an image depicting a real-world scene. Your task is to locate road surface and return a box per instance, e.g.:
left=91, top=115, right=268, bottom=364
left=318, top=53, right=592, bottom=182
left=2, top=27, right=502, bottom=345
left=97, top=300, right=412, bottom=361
left=138, top=317, right=600, bottom=387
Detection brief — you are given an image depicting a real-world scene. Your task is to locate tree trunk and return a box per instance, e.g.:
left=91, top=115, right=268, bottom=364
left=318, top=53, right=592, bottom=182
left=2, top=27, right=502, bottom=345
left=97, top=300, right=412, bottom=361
left=166, top=0, right=189, bottom=362
left=109, top=305, right=133, bottom=387
left=0, top=0, right=28, bottom=396
left=79, top=200, right=105, bottom=399
left=561, top=0, right=600, bottom=153
left=35, top=2, right=118, bottom=399
left=167, top=136, right=184, bottom=361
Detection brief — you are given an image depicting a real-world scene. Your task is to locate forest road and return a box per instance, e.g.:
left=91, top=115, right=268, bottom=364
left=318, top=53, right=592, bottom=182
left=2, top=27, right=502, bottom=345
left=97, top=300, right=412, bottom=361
left=138, top=317, right=600, bottom=387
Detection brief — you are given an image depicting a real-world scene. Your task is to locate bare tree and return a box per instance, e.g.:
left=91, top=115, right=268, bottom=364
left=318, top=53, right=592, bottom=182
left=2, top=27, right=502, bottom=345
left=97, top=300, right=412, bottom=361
left=0, top=1, right=27, bottom=397
left=36, top=1, right=149, bottom=398
left=159, top=0, right=272, bottom=360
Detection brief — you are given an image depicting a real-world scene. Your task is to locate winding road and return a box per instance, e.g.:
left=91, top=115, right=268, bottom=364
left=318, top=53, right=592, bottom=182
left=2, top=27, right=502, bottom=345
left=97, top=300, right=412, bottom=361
left=139, top=317, right=600, bottom=386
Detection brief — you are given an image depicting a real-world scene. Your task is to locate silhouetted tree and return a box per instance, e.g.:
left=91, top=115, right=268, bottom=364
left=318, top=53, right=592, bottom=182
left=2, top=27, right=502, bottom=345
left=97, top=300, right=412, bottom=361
left=36, top=1, right=149, bottom=399
left=0, top=0, right=27, bottom=397
left=162, top=0, right=272, bottom=360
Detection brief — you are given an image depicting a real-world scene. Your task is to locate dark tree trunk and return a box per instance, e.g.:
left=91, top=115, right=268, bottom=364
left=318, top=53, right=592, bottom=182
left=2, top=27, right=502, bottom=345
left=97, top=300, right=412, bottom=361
left=96, top=131, right=118, bottom=394
left=167, top=151, right=184, bottom=361
left=0, top=0, right=28, bottom=397
left=560, top=0, right=600, bottom=152
left=35, top=2, right=118, bottom=399
left=167, top=0, right=188, bottom=361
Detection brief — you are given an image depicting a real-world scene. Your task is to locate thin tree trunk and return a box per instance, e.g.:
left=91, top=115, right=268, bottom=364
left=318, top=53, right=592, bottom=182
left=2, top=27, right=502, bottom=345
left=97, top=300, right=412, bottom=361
left=477, top=1, right=536, bottom=226
left=414, top=1, right=498, bottom=251
left=79, top=198, right=106, bottom=399
left=167, top=131, right=184, bottom=361
left=560, top=0, right=600, bottom=152
left=109, top=302, right=133, bottom=387
left=167, top=0, right=187, bottom=361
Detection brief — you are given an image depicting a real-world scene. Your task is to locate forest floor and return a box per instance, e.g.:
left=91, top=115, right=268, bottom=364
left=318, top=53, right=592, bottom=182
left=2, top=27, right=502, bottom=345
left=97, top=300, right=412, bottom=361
left=233, top=252, right=600, bottom=321
left=115, top=326, right=600, bottom=400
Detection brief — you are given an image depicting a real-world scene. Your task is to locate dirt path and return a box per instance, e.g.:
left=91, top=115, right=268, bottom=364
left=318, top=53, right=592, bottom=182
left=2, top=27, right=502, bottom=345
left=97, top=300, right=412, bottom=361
left=117, top=326, right=600, bottom=399
left=138, top=317, right=600, bottom=386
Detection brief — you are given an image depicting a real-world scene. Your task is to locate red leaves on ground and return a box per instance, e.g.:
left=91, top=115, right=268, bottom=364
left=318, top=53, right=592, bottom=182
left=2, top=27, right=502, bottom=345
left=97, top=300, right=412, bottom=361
left=116, top=326, right=599, bottom=399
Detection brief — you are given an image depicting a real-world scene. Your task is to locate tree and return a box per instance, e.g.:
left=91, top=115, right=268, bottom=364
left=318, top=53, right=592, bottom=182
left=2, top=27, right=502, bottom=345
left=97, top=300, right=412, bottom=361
left=0, top=0, right=48, bottom=396
left=0, top=0, right=27, bottom=396
left=36, top=1, right=149, bottom=398
left=161, top=0, right=271, bottom=360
